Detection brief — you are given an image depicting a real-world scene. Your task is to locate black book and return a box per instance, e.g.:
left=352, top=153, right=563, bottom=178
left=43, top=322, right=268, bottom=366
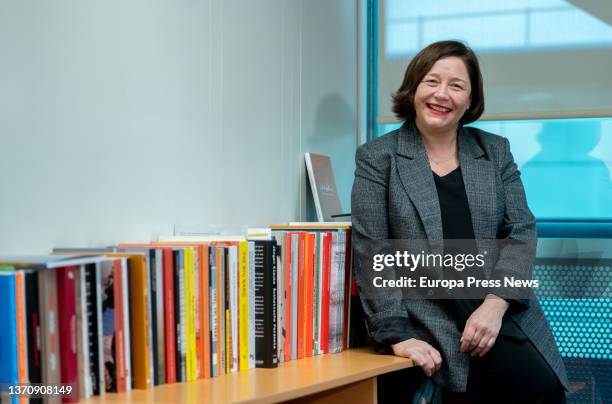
left=83, top=264, right=102, bottom=396
left=173, top=250, right=185, bottom=382
left=24, top=270, right=43, bottom=403
left=148, top=249, right=159, bottom=385
left=253, top=240, right=278, bottom=368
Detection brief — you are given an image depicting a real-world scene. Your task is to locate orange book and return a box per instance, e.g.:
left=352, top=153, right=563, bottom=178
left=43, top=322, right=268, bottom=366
left=15, top=271, right=28, bottom=404
left=126, top=255, right=151, bottom=389
left=304, top=233, right=315, bottom=357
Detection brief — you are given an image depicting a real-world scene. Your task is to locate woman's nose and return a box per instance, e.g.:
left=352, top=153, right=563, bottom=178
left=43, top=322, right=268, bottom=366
left=434, top=87, right=450, bottom=100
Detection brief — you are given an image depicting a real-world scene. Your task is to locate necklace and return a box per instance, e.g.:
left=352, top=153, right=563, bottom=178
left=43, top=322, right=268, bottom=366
left=427, top=141, right=457, bottom=165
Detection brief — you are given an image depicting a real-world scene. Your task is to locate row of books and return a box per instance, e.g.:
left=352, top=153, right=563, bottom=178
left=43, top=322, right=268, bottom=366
left=0, top=224, right=355, bottom=403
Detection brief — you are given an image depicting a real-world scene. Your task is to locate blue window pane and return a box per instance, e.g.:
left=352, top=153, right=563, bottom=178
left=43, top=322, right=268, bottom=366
left=377, top=118, right=612, bottom=220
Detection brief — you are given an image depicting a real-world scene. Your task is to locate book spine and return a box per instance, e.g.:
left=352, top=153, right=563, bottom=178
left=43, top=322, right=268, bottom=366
left=163, top=249, right=177, bottom=384
left=229, top=247, right=238, bottom=373
left=173, top=250, right=184, bottom=383
left=276, top=233, right=285, bottom=363
left=84, top=264, right=101, bottom=396
left=24, top=271, right=42, bottom=386
left=220, top=248, right=227, bottom=374
left=155, top=249, right=165, bottom=384
left=342, top=230, right=352, bottom=350
left=238, top=241, right=249, bottom=371
left=185, top=248, right=197, bottom=382
left=321, top=233, right=332, bottom=354
left=284, top=233, right=292, bottom=362
left=209, top=247, right=217, bottom=378
left=297, top=233, right=305, bottom=360
left=184, top=249, right=192, bottom=381
left=94, top=264, right=104, bottom=395
left=123, top=259, right=132, bottom=390
left=290, top=235, right=299, bottom=361
left=199, top=245, right=211, bottom=379
left=0, top=273, right=18, bottom=399
left=329, top=232, right=346, bottom=353
left=148, top=250, right=159, bottom=386
left=247, top=242, right=256, bottom=369
left=316, top=234, right=325, bottom=355
left=254, top=241, right=278, bottom=368
left=193, top=247, right=201, bottom=379
left=76, top=265, right=92, bottom=399
left=15, top=271, right=29, bottom=404
left=305, top=233, right=315, bottom=357
left=217, top=247, right=225, bottom=375
left=56, top=266, right=79, bottom=402
left=113, top=261, right=127, bottom=393
left=179, top=251, right=187, bottom=382
left=130, top=256, right=151, bottom=389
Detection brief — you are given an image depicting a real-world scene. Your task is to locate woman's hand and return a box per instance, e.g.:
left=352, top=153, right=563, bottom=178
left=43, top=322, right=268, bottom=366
left=460, top=295, right=509, bottom=357
left=392, top=338, right=442, bottom=377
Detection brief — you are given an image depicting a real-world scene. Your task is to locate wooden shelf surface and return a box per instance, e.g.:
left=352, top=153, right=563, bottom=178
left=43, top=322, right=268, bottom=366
left=82, top=348, right=413, bottom=404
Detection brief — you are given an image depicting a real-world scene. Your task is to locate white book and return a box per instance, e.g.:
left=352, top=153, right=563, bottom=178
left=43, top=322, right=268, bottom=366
left=328, top=232, right=346, bottom=353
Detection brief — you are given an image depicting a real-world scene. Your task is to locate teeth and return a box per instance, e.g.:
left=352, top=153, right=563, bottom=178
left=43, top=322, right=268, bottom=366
left=429, top=104, right=451, bottom=112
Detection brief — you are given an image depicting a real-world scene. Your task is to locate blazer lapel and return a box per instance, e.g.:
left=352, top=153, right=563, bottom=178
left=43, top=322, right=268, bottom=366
left=395, top=123, right=444, bottom=240
left=459, top=127, right=497, bottom=240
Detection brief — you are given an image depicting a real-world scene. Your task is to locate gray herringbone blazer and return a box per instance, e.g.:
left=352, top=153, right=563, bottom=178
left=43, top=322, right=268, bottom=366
left=351, top=122, right=568, bottom=392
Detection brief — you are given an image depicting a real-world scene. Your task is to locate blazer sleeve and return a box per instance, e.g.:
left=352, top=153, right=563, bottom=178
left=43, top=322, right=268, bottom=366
left=351, top=144, right=415, bottom=350
left=490, top=137, right=537, bottom=312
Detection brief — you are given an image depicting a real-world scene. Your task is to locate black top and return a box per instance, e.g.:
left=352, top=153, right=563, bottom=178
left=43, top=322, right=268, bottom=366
left=433, top=166, right=525, bottom=339
left=433, top=166, right=475, bottom=240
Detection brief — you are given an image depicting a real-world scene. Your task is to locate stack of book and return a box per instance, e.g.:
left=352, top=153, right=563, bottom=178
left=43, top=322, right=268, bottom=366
left=0, top=223, right=355, bottom=402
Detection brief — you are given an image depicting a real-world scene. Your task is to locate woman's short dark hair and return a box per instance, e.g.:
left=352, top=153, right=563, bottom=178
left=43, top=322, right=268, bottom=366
left=392, top=40, right=484, bottom=125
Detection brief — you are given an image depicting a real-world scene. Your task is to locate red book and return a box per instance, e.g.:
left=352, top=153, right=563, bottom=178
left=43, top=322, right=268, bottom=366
left=304, top=233, right=315, bottom=357
left=163, top=249, right=177, bottom=383
left=56, top=266, right=79, bottom=402
left=112, top=260, right=127, bottom=392
left=284, top=233, right=293, bottom=362
left=342, top=230, right=352, bottom=350
left=296, top=233, right=306, bottom=359
left=320, top=233, right=332, bottom=354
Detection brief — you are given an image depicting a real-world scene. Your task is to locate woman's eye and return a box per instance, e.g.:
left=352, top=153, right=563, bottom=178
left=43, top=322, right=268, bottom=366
left=425, top=79, right=438, bottom=86
left=451, top=84, right=463, bottom=90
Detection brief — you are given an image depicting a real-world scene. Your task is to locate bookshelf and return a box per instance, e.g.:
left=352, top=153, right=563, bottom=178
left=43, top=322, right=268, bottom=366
left=82, top=348, right=413, bottom=404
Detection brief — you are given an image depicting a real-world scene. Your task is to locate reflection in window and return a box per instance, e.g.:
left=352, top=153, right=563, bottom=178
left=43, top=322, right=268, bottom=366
left=385, top=0, right=612, bottom=57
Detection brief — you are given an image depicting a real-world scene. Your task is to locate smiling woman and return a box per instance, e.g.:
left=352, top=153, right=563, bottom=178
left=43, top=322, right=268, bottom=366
left=351, top=40, right=568, bottom=403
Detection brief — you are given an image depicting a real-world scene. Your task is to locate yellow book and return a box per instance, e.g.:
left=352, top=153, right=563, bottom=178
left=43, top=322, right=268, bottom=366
left=238, top=240, right=249, bottom=371
left=184, top=248, right=197, bottom=381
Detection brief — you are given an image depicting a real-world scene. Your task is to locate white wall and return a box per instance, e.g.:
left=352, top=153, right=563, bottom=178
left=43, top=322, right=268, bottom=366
left=0, top=0, right=357, bottom=254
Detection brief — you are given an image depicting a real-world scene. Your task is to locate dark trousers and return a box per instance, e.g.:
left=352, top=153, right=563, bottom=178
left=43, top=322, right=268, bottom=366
left=464, top=334, right=566, bottom=404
